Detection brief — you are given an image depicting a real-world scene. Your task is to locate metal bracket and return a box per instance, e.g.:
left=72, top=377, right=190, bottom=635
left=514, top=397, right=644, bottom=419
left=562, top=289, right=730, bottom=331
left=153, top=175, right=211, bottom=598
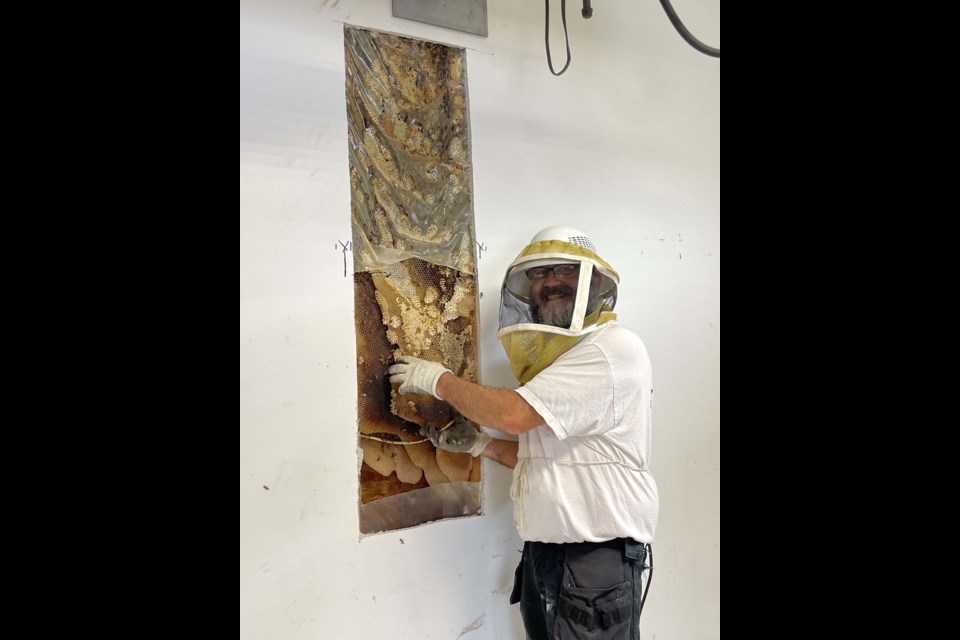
left=392, top=0, right=488, bottom=38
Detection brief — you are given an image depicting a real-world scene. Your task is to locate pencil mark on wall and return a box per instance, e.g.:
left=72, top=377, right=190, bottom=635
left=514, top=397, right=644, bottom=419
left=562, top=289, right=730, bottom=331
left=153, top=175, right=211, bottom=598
left=476, top=240, right=488, bottom=260
left=336, top=239, right=353, bottom=277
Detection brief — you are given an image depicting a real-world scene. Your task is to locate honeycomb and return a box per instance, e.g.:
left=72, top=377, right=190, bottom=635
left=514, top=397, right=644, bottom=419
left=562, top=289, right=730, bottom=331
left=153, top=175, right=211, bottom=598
left=346, top=27, right=481, bottom=527
left=354, top=262, right=478, bottom=503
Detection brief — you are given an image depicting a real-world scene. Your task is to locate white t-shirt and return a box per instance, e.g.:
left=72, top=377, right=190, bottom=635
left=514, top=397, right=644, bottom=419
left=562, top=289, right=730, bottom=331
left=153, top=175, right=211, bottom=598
left=512, top=322, right=659, bottom=543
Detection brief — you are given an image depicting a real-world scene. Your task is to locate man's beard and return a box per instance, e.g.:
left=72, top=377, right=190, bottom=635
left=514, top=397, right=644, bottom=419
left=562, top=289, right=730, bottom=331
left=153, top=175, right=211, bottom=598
left=532, top=281, right=601, bottom=328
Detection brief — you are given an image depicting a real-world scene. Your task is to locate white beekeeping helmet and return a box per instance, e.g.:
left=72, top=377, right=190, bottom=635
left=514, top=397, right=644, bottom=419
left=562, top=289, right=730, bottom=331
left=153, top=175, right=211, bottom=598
left=498, top=226, right=620, bottom=383
left=531, top=225, right=597, bottom=252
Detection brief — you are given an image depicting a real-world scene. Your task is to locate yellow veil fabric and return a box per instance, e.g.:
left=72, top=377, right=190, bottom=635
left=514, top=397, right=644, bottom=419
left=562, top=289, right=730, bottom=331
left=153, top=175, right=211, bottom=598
left=498, top=239, right=619, bottom=384
left=501, top=306, right=617, bottom=383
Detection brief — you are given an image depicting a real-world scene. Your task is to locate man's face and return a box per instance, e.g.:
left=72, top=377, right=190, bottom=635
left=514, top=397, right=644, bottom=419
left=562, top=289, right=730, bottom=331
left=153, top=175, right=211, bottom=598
left=528, top=264, right=580, bottom=328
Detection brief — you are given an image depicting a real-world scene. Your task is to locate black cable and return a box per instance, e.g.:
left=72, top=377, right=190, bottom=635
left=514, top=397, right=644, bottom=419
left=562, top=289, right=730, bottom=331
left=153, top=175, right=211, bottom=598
left=545, top=0, right=572, bottom=76
left=545, top=1, right=720, bottom=76
left=658, top=0, right=720, bottom=58
left=639, top=543, right=654, bottom=615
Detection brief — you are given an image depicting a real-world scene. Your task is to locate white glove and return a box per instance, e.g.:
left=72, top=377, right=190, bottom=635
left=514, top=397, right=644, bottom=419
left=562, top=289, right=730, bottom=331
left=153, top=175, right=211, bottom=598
left=420, top=416, right=493, bottom=457
left=387, top=356, right=452, bottom=399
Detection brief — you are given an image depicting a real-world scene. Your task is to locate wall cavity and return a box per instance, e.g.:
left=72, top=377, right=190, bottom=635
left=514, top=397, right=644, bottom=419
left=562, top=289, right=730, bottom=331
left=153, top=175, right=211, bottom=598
left=345, top=26, right=481, bottom=534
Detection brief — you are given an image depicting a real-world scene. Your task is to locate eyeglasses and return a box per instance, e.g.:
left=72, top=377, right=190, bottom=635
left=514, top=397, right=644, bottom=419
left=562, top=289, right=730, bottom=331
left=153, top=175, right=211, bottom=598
left=525, top=264, right=580, bottom=280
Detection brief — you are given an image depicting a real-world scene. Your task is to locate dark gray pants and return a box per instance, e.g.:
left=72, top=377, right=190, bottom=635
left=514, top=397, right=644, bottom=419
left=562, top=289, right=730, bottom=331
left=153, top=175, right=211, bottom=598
left=510, top=539, right=649, bottom=640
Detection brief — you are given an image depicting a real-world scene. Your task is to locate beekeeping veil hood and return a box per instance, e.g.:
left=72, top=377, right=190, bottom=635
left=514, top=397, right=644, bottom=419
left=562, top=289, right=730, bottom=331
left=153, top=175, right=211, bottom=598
left=499, top=226, right=619, bottom=383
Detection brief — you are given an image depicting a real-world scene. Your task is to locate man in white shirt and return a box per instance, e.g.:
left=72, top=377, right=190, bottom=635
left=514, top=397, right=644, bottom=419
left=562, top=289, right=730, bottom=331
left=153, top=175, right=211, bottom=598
left=388, top=226, right=658, bottom=640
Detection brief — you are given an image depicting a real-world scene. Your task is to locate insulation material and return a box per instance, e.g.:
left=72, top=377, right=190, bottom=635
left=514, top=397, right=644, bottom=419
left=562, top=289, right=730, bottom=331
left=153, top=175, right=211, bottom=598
left=346, top=26, right=481, bottom=534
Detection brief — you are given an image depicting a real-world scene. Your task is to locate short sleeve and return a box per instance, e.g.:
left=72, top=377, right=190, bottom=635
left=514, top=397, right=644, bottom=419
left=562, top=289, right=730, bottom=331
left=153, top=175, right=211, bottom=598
left=516, top=343, right=615, bottom=440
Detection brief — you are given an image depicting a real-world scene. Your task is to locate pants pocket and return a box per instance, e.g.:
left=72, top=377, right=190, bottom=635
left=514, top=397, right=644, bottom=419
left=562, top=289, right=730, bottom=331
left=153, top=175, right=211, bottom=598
left=554, top=547, right=632, bottom=639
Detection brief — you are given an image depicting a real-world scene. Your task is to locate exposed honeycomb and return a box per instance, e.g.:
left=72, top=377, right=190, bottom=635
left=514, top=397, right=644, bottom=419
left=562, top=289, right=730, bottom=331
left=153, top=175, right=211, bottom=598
left=347, top=27, right=481, bottom=527
left=355, top=261, right=478, bottom=500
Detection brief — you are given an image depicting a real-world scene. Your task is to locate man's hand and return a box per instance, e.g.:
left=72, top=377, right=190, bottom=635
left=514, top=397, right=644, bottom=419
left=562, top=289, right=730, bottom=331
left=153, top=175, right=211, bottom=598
left=420, top=415, right=493, bottom=457
left=387, top=356, right=452, bottom=399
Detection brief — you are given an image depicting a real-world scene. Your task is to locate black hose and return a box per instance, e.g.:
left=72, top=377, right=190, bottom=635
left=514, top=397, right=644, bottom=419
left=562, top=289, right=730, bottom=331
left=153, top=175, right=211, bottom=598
left=545, top=0, right=720, bottom=77
left=659, top=0, right=720, bottom=58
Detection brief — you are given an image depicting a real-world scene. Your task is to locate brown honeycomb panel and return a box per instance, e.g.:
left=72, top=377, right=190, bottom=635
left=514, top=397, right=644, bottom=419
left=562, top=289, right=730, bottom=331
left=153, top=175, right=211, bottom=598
left=359, top=438, right=397, bottom=477
left=394, top=445, right=424, bottom=485
left=436, top=449, right=473, bottom=482
left=405, top=441, right=451, bottom=486
left=355, top=271, right=421, bottom=441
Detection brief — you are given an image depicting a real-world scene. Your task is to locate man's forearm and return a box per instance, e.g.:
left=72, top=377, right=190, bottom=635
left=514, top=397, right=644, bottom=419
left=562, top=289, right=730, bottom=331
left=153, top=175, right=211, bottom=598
left=480, top=438, right=519, bottom=469
left=435, top=373, right=543, bottom=434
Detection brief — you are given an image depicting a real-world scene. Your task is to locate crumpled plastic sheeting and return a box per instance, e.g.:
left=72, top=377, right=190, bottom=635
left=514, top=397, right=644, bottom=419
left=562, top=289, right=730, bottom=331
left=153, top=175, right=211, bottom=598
left=359, top=481, right=482, bottom=535
left=345, top=26, right=476, bottom=275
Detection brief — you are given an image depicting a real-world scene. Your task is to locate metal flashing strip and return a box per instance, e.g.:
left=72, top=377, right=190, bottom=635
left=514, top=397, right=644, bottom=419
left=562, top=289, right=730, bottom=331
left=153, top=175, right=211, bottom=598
left=392, top=0, right=488, bottom=37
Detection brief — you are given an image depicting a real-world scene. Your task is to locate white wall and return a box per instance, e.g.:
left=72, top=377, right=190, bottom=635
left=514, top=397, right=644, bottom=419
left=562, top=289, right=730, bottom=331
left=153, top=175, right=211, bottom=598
left=240, top=1, right=720, bottom=638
